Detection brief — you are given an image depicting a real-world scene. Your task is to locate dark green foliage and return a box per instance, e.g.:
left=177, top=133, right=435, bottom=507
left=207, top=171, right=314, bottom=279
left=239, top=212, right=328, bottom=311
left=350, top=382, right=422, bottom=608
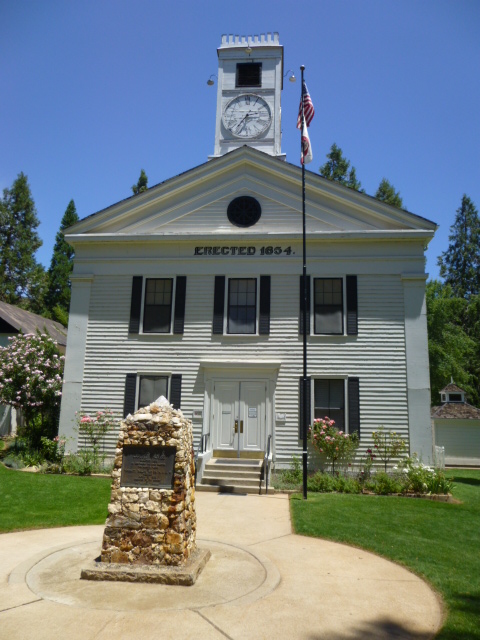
left=319, top=143, right=363, bottom=192
left=307, top=472, right=361, bottom=493
left=0, top=173, right=43, bottom=307
left=132, top=168, right=148, bottom=195
left=375, top=178, right=403, bottom=208
left=438, top=195, right=480, bottom=298
left=426, top=281, right=480, bottom=406
left=364, top=471, right=402, bottom=495
left=45, top=200, right=79, bottom=320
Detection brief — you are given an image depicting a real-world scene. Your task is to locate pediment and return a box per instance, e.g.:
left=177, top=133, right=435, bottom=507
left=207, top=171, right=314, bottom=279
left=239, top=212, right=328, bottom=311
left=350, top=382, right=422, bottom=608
left=67, top=147, right=436, bottom=240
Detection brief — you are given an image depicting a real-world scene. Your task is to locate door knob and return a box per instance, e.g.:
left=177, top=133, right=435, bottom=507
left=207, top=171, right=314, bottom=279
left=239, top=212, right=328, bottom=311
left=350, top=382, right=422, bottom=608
left=234, top=420, right=238, bottom=434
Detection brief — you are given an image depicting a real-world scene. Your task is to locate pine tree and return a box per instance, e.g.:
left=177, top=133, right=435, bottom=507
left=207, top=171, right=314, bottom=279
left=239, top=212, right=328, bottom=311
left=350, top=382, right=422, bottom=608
left=346, top=166, right=363, bottom=192
left=0, top=172, right=43, bottom=305
left=132, top=169, right=148, bottom=195
left=438, top=195, right=480, bottom=298
left=375, top=178, right=403, bottom=208
left=319, top=143, right=363, bottom=192
left=45, top=200, right=79, bottom=320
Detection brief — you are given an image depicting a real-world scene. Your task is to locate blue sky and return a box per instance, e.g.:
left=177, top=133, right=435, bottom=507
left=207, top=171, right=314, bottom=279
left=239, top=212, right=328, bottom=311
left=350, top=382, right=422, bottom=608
left=1, top=0, right=479, bottom=280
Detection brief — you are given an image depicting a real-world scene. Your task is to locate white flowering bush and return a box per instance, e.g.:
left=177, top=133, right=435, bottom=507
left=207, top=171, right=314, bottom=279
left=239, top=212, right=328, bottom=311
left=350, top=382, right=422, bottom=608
left=393, top=455, right=453, bottom=495
left=0, top=332, right=64, bottom=447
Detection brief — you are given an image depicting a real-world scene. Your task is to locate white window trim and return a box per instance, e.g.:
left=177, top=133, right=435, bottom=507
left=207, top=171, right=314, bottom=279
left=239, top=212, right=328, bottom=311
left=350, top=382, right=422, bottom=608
left=136, top=372, right=172, bottom=410
left=311, top=275, right=347, bottom=337
left=223, top=275, right=261, bottom=337
left=311, top=376, right=350, bottom=433
left=139, top=276, right=177, bottom=336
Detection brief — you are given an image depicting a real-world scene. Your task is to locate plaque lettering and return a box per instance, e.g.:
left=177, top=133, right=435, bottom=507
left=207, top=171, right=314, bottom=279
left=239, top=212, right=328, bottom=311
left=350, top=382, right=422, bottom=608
left=121, top=445, right=176, bottom=489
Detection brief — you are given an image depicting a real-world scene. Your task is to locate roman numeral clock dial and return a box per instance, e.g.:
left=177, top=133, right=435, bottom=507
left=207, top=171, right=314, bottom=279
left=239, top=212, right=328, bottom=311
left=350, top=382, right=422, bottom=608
left=223, top=94, right=272, bottom=139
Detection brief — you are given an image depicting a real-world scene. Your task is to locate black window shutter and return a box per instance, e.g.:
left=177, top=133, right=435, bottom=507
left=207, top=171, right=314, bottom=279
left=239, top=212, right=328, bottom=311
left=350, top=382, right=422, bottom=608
left=173, top=276, right=187, bottom=334
left=129, top=276, right=143, bottom=334
left=299, top=376, right=311, bottom=438
left=212, top=276, right=225, bottom=334
left=124, top=373, right=137, bottom=417
left=348, top=377, right=360, bottom=437
left=299, top=275, right=311, bottom=335
left=346, top=275, right=358, bottom=336
left=170, top=374, right=182, bottom=409
left=259, top=275, right=271, bottom=335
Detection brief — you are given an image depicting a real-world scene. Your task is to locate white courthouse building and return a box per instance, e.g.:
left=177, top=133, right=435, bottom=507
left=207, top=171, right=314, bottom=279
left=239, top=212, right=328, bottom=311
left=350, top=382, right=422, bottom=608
left=59, top=34, right=437, bottom=484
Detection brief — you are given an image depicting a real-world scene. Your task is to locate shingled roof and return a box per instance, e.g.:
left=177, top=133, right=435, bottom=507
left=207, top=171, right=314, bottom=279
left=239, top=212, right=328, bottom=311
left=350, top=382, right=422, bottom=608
left=431, top=402, right=480, bottom=420
left=0, top=301, right=67, bottom=349
left=439, top=382, right=465, bottom=394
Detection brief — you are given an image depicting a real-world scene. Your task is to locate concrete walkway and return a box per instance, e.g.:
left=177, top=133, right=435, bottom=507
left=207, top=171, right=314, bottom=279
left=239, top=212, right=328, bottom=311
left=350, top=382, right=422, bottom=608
left=0, top=493, right=442, bottom=639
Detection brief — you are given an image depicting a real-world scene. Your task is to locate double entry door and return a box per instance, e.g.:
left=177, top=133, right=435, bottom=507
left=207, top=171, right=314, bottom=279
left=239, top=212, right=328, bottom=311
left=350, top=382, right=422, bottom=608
left=213, top=380, right=266, bottom=456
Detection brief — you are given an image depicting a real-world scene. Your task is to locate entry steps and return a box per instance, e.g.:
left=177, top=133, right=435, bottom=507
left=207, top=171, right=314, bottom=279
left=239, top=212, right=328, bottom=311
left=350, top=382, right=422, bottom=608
left=196, top=457, right=274, bottom=495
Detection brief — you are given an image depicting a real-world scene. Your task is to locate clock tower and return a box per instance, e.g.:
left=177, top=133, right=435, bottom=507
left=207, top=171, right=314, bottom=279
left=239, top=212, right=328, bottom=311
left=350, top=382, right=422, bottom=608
left=210, top=33, right=285, bottom=160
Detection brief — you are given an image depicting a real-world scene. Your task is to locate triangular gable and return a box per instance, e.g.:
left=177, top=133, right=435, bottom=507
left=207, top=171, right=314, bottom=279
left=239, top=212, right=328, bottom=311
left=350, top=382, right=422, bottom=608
left=66, top=147, right=437, bottom=239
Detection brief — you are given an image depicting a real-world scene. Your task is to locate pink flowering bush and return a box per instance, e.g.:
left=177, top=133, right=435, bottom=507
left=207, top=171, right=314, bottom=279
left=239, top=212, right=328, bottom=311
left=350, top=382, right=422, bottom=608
left=74, top=409, right=116, bottom=473
left=0, top=332, right=65, bottom=447
left=309, top=417, right=359, bottom=475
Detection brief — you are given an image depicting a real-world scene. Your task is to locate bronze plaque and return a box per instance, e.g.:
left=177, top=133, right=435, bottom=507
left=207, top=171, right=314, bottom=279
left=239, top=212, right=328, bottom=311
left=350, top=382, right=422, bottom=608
left=121, top=445, right=176, bottom=489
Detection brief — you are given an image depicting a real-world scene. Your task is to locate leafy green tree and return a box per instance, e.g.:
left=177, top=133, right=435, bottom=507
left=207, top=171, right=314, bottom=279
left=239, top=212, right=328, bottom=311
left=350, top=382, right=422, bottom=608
left=426, top=281, right=479, bottom=406
left=319, top=143, right=363, bottom=192
left=45, top=200, right=79, bottom=321
left=132, top=169, right=148, bottom=195
left=0, top=173, right=43, bottom=306
left=438, top=195, right=480, bottom=298
left=375, top=178, right=403, bottom=208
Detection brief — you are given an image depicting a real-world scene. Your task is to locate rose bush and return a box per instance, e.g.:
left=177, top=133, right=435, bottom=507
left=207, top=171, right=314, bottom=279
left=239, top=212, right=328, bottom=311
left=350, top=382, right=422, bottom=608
left=309, top=417, right=359, bottom=474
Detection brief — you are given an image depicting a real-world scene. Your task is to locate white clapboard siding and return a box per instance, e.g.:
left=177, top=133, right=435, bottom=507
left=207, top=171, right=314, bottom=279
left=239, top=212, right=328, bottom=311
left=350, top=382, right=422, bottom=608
left=78, top=270, right=408, bottom=465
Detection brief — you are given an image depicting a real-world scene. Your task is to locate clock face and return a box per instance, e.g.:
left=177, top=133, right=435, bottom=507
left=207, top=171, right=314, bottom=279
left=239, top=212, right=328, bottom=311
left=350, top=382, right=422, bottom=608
left=223, top=94, right=272, bottom=139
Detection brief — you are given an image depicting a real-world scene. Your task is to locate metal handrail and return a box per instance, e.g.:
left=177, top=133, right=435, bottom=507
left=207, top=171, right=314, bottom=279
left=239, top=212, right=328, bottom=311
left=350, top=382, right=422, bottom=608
left=264, top=434, right=272, bottom=494
left=194, top=432, right=210, bottom=485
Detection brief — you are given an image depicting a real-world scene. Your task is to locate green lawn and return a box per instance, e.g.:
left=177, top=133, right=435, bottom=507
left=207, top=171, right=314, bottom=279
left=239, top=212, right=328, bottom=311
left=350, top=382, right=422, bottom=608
left=291, top=469, right=480, bottom=640
left=0, top=463, right=111, bottom=532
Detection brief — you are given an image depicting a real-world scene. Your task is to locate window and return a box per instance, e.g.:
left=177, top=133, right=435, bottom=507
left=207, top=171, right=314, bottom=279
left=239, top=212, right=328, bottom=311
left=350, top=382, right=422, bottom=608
left=236, top=62, right=262, bottom=87
left=138, top=375, right=168, bottom=409
left=213, top=275, right=270, bottom=336
left=124, top=373, right=182, bottom=417
left=448, top=393, right=462, bottom=403
left=314, top=379, right=345, bottom=430
left=314, top=278, right=343, bottom=334
left=228, top=278, right=257, bottom=334
left=143, top=278, right=173, bottom=333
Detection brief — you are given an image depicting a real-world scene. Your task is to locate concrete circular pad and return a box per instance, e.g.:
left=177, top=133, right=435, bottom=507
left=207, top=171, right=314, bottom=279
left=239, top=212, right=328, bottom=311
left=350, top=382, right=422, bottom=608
left=22, top=538, right=280, bottom=611
left=0, top=494, right=443, bottom=639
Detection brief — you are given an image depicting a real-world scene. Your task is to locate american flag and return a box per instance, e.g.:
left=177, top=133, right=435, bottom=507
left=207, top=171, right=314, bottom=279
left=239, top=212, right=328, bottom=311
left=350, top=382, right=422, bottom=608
left=296, top=81, right=315, bottom=129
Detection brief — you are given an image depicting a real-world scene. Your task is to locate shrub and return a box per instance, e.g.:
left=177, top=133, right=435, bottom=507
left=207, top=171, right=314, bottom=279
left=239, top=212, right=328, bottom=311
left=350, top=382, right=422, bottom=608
left=309, top=417, right=359, bottom=474
left=307, top=471, right=361, bottom=494
left=307, top=471, right=336, bottom=492
left=75, top=409, right=117, bottom=472
left=272, top=455, right=302, bottom=490
left=372, top=427, right=407, bottom=472
left=396, top=455, right=453, bottom=495
left=366, top=472, right=403, bottom=495
left=0, top=332, right=64, bottom=448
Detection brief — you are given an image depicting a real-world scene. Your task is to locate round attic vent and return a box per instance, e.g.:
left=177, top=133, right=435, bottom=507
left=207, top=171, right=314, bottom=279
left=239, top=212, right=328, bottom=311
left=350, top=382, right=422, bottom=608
left=227, top=196, right=261, bottom=228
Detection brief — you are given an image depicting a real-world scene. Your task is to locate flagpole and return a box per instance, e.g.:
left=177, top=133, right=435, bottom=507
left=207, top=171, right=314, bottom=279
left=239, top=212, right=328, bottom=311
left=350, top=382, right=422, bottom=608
left=300, top=65, right=308, bottom=501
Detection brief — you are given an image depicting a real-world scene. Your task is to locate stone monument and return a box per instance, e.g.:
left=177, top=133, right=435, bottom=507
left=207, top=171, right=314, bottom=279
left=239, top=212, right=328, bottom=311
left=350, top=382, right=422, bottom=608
left=81, top=397, right=210, bottom=585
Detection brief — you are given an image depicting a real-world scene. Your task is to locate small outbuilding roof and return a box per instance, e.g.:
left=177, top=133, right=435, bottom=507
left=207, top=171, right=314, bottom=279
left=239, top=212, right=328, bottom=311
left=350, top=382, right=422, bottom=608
left=0, top=301, right=67, bottom=348
left=439, top=382, right=465, bottom=394
left=431, top=402, right=480, bottom=420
